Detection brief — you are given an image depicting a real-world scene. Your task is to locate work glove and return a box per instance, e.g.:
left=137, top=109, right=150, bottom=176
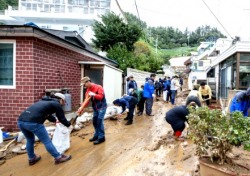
left=88, top=91, right=96, bottom=97
left=152, top=94, right=156, bottom=98
left=68, top=125, right=73, bottom=133
left=125, top=108, right=129, bottom=112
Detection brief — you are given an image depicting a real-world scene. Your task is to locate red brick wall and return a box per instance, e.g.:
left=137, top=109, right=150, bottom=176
left=0, top=37, right=98, bottom=131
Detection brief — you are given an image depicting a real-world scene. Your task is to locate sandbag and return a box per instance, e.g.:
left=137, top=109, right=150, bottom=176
left=0, top=128, right=2, bottom=144
left=52, top=123, right=70, bottom=154
left=163, top=90, right=168, bottom=101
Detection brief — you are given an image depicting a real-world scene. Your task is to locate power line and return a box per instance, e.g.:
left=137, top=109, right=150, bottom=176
left=114, top=0, right=127, bottom=23
left=201, top=0, right=233, bottom=39
left=134, top=0, right=142, bottom=28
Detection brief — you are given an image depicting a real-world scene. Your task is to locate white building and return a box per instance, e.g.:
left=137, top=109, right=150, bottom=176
left=0, top=0, right=115, bottom=43
left=186, top=38, right=232, bottom=90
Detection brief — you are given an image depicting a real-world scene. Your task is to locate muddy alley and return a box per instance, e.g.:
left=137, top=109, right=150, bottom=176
left=0, top=99, right=198, bottom=176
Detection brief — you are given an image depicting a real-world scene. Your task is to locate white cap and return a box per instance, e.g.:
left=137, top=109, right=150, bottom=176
left=54, top=93, right=65, bottom=100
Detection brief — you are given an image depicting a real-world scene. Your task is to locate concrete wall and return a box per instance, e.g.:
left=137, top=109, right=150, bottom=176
left=126, top=68, right=164, bottom=93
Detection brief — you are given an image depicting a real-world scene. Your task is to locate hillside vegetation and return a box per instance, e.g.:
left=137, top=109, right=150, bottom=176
left=159, top=46, right=197, bottom=58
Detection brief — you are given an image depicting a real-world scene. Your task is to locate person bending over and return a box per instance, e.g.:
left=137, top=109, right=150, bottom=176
left=113, top=96, right=138, bottom=125
left=18, top=93, right=72, bottom=166
left=165, top=102, right=195, bottom=141
left=230, top=87, right=250, bottom=117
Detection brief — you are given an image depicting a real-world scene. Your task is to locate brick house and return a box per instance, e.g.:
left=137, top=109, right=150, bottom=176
left=0, top=25, right=122, bottom=131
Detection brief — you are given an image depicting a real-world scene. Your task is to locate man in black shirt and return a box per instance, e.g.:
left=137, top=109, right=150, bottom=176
left=18, top=93, right=72, bottom=166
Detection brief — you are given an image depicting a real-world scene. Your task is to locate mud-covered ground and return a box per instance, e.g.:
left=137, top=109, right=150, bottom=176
left=0, top=95, right=201, bottom=176
left=0, top=94, right=249, bottom=176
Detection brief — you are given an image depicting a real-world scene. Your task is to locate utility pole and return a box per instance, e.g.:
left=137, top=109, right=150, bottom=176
left=149, top=28, right=151, bottom=43
left=155, top=35, right=158, bottom=54
left=114, top=0, right=127, bottom=24
left=187, top=32, right=190, bottom=47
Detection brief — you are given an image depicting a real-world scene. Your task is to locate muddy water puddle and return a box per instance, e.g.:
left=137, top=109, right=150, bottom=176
left=0, top=99, right=198, bottom=176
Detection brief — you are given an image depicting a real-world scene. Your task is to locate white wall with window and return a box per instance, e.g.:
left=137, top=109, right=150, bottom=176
left=0, top=40, right=16, bottom=89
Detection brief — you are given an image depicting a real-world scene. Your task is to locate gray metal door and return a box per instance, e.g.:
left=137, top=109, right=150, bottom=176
left=220, top=68, right=226, bottom=98
left=82, top=68, right=103, bottom=104
left=85, top=69, right=103, bottom=86
left=220, top=66, right=231, bottom=98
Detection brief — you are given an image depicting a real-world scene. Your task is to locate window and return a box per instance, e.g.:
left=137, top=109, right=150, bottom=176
left=239, top=65, right=250, bottom=87
left=198, top=61, right=203, bottom=67
left=0, top=41, right=16, bottom=89
left=63, top=26, right=69, bottom=31
left=240, top=53, right=250, bottom=62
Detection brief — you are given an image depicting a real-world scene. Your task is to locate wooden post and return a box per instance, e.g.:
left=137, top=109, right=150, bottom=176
left=236, top=53, right=240, bottom=89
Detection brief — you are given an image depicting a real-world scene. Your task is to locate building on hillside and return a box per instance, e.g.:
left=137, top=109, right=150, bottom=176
left=168, top=56, right=189, bottom=76
left=162, top=65, right=175, bottom=78
left=209, top=39, right=250, bottom=99
left=0, top=25, right=122, bottom=131
left=184, top=38, right=233, bottom=101
left=0, top=0, right=115, bottom=43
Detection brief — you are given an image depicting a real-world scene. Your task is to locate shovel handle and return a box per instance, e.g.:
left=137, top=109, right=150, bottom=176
left=0, top=138, right=16, bottom=152
left=70, top=115, right=79, bottom=126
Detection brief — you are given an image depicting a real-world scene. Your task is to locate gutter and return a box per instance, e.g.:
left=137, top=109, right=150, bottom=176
left=78, top=61, right=123, bottom=72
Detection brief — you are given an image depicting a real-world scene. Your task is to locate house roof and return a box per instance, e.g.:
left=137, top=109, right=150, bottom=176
left=211, top=41, right=250, bottom=67
left=169, top=56, right=190, bottom=67
left=0, top=25, right=118, bottom=66
left=43, top=29, right=94, bottom=52
left=184, top=58, right=192, bottom=65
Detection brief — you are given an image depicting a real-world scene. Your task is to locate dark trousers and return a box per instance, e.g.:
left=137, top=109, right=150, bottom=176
left=156, top=88, right=160, bottom=97
left=137, top=96, right=146, bottom=113
left=145, top=98, right=153, bottom=115
left=93, top=107, right=106, bottom=139
left=126, top=97, right=138, bottom=122
left=186, top=96, right=201, bottom=107
left=166, top=90, right=171, bottom=102
left=202, top=95, right=210, bottom=106
left=171, top=90, right=177, bottom=105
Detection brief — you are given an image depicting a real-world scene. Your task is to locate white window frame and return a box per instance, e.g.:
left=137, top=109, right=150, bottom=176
left=0, top=40, right=16, bottom=89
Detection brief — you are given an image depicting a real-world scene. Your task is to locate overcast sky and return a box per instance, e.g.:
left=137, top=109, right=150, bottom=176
left=111, top=0, right=250, bottom=39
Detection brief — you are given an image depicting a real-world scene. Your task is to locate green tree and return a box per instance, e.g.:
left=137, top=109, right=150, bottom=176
left=124, top=12, right=147, bottom=29
left=106, top=44, right=135, bottom=73
left=0, top=0, right=18, bottom=10
left=107, top=41, right=163, bottom=73
left=92, top=12, right=142, bottom=51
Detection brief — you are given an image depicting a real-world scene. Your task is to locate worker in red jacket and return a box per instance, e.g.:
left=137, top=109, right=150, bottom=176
left=78, top=76, right=107, bottom=145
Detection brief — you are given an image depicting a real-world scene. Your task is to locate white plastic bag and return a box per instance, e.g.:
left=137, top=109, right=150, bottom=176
left=52, top=123, right=70, bottom=154
left=0, top=128, right=3, bottom=144
left=163, top=90, right=167, bottom=101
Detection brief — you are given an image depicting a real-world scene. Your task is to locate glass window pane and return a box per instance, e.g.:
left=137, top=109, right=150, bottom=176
left=198, top=61, right=203, bottom=66
left=0, top=43, right=14, bottom=86
left=239, top=65, right=250, bottom=87
left=240, top=53, right=250, bottom=62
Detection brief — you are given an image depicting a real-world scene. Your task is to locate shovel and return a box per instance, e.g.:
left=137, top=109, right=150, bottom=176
left=0, top=137, right=17, bottom=152
left=70, top=115, right=79, bottom=126
left=202, top=98, right=211, bottom=102
left=71, top=96, right=92, bottom=126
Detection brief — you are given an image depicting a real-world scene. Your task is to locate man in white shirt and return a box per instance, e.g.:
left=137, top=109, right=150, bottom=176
left=170, top=75, right=180, bottom=105
left=186, top=87, right=202, bottom=107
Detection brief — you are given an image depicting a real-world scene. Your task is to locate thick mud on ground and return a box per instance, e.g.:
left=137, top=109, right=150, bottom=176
left=0, top=99, right=199, bottom=176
